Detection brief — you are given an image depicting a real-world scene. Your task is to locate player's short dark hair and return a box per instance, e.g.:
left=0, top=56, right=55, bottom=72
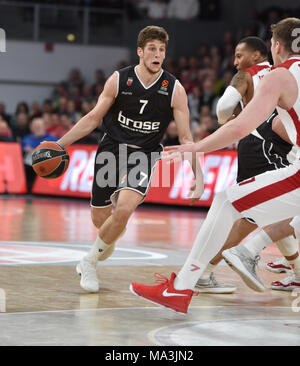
left=271, top=17, right=300, bottom=54
left=137, top=26, right=169, bottom=49
left=237, top=36, right=268, bottom=57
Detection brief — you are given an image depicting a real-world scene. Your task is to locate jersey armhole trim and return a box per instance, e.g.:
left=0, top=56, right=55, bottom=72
left=115, top=71, right=120, bottom=98
left=171, top=79, right=178, bottom=108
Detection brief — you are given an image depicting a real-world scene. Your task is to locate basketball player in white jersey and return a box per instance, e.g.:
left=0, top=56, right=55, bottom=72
left=130, top=17, right=300, bottom=313
left=195, top=36, right=299, bottom=293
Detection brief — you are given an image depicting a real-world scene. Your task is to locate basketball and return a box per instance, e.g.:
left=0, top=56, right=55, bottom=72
left=31, top=141, right=69, bottom=179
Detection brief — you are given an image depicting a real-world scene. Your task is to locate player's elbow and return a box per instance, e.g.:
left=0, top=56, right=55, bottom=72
left=216, top=86, right=242, bottom=124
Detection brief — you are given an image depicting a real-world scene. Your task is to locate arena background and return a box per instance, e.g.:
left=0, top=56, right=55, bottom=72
left=0, top=0, right=300, bottom=350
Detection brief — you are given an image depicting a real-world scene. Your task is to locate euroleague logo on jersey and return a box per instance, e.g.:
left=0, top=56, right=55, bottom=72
left=161, top=80, right=169, bottom=88
left=127, top=77, right=133, bottom=86
left=158, top=79, right=169, bottom=96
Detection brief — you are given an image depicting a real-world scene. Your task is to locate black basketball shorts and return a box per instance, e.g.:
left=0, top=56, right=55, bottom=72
left=90, top=134, right=163, bottom=207
left=237, top=133, right=290, bottom=183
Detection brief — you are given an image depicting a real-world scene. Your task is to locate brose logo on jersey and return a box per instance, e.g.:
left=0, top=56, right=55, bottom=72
left=118, top=110, right=160, bottom=132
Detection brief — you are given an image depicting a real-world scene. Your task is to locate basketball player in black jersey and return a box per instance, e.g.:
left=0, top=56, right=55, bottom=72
left=56, top=26, right=203, bottom=292
left=194, top=36, right=299, bottom=293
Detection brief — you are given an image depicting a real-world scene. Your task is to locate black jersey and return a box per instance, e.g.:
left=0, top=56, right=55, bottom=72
left=237, top=112, right=293, bottom=183
left=102, top=65, right=177, bottom=151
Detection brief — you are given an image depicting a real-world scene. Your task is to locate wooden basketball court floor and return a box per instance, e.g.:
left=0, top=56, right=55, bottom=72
left=0, top=195, right=299, bottom=346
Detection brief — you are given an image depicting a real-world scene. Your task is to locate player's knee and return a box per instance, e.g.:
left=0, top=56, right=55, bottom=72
left=113, top=205, right=133, bottom=225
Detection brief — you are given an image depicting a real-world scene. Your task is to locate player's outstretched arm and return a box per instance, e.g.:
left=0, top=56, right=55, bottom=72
left=216, top=71, right=249, bottom=124
left=57, top=72, right=118, bottom=147
left=165, top=68, right=291, bottom=156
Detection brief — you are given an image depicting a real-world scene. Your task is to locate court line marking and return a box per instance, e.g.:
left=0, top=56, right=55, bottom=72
left=0, top=305, right=294, bottom=316
left=0, top=242, right=168, bottom=262
left=148, top=317, right=300, bottom=346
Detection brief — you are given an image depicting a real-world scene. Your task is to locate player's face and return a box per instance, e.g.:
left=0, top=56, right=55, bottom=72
left=234, top=43, right=255, bottom=71
left=138, top=40, right=166, bottom=74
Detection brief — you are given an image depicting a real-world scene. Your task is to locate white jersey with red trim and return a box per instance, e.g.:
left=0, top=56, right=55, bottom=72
left=245, top=61, right=272, bottom=139
left=246, top=61, right=272, bottom=91
left=276, top=57, right=300, bottom=148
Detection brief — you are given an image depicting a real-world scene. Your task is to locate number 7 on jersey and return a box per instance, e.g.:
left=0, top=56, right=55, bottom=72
left=139, top=99, right=148, bottom=114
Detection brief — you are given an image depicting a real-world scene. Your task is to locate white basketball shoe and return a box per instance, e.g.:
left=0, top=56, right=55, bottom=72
left=76, top=258, right=99, bottom=293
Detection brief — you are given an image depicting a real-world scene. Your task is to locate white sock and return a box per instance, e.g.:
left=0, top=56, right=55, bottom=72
left=244, top=230, right=273, bottom=256
left=275, top=236, right=299, bottom=257
left=174, top=191, right=241, bottom=290
left=200, top=263, right=216, bottom=280
left=85, top=236, right=111, bottom=263
left=85, top=228, right=126, bottom=263
left=287, top=255, right=300, bottom=280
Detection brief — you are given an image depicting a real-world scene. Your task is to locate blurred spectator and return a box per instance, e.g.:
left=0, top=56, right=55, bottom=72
left=81, top=83, right=94, bottom=103
left=22, top=117, right=57, bottom=154
left=22, top=117, right=57, bottom=191
left=215, top=69, right=234, bottom=96
left=192, top=124, right=206, bottom=142
left=80, top=101, right=92, bottom=117
left=69, top=85, right=82, bottom=108
left=257, top=8, right=281, bottom=41
left=199, top=115, right=218, bottom=138
left=199, top=77, right=218, bottom=115
left=52, top=82, right=69, bottom=102
left=43, top=99, right=54, bottom=114
left=14, top=102, right=29, bottom=120
left=0, top=102, right=11, bottom=125
left=167, top=0, right=200, bottom=20
left=42, top=112, right=52, bottom=131
left=177, top=56, right=188, bottom=75
left=55, top=96, right=69, bottom=115
left=180, top=70, right=196, bottom=94
left=221, top=42, right=235, bottom=71
left=51, top=113, right=73, bottom=138
left=67, top=100, right=81, bottom=124
left=0, top=120, right=13, bottom=142
left=163, top=121, right=180, bottom=146
left=199, top=105, right=211, bottom=118
left=188, top=56, right=200, bottom=80
left=46, top=113, right=61, bottom=135
left=66, top=68, right=84, bottom=92
left=29, top=101, right=41, bottom=118
left=188, top=85, right=201, bottom=124
left=11, top=112, right=30, bottom=142
left=93, top=83, right=104, bottom=98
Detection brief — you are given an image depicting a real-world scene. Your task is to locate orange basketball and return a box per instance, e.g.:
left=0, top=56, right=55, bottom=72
left=31, top=141, right=69, bottom=179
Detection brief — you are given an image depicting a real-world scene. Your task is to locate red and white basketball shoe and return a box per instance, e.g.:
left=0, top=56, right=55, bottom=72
left=266, top=258, right=292, bottom=273
left=271, top=275, right=300, bottom=291
left=130, top=273, right=193, bottom=314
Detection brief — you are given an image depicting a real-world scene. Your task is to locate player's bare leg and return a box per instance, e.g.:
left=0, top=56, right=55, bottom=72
left=211, top=218, right=257, bottom=265
left=98, top=189, right=142, bottom=244
left=194, top=218, right=256, bottom=293
left=223, top=218, right=300, bottom=292
left=77, top=190, right=142, bottom=292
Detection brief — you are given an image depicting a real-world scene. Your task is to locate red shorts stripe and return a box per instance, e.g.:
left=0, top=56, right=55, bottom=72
left=232, top=170, right=300, bottom=212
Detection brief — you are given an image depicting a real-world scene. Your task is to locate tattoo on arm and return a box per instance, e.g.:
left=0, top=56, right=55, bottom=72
left=230, top=71, right=248, bottom=91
